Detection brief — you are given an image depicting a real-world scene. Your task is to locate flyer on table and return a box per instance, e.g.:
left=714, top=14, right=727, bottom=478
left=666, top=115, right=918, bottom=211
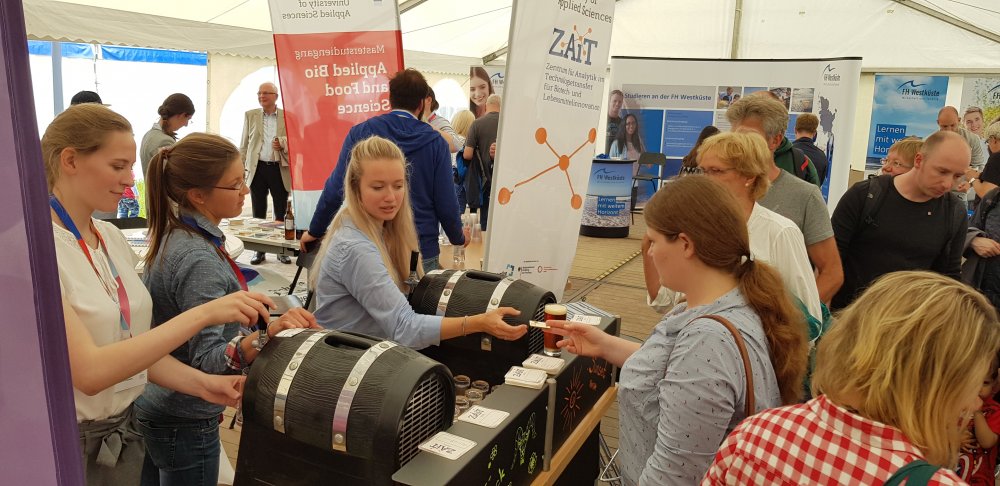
left=484, top=0, right=617, bottom=301
left=268, top=0, right=404, bottom=228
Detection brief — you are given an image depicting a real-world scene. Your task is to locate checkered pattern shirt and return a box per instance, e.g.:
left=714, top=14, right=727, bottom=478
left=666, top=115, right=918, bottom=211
left=702, top=395, right=966, bottom=485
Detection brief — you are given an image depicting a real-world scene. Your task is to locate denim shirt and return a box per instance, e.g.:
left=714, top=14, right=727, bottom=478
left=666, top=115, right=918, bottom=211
left=314, top=216, right=441, bottom=349
left=617, top=287, right=781, bottom=485
left=136, top=211, right=244, bottom=419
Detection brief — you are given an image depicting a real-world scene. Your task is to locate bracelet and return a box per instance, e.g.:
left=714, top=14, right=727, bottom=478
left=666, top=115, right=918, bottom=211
left=462, top=316, right=468, bottom=336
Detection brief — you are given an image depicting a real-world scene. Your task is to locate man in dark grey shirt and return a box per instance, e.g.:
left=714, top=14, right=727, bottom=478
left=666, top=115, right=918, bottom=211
left=463, top=94, right=501, bottom=231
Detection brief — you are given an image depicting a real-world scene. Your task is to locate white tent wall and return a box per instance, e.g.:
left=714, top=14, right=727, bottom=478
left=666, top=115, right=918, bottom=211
left=207, top=54, right=276, bottom=135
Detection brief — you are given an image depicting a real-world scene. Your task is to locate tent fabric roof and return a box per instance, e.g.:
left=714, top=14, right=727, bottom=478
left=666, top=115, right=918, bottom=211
left=20, top=0, right=1000, bottom=72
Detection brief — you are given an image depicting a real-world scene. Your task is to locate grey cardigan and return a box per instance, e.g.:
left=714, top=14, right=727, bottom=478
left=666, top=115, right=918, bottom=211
left=139, top=122, right=176, bottom=178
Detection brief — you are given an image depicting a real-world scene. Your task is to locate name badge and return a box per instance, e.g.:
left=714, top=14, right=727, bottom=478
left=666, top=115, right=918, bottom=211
left=114, top=370, right=148, bottom=393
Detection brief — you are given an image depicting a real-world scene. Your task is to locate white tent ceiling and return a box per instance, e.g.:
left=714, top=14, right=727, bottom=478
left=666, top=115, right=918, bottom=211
left=19, top=0, right=1000, bottom=73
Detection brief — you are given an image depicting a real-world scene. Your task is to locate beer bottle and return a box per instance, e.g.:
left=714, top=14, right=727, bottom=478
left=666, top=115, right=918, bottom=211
left=284, top=198, right=295, bottom=240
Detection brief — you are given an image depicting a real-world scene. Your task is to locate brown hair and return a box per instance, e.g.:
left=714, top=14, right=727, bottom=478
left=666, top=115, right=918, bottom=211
left=41, top=104, right=132, bottom=191
left=795, top=113, right=819, bottom=133
left=680, top=125, right=720, bottom=169
left=144, top=133, right=241, bottom=267
left=157, top=93, right=195, bottom=139
left=644, top=175, right=808, bottom=404
left=697, top=131, right=772, bottom=200
left=813, top=271, right=1000, bottom=467
left=389, top=69, right=430, bottom=112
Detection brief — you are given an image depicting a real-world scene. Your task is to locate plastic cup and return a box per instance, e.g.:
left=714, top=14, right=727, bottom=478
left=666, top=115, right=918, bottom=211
left=465, top=389, right=485, bottom=406
left=471, top=380, right=490, bottom=395
left=454, top=375, right=470, bottom=395
left=543, top=303, right=566, bottom=357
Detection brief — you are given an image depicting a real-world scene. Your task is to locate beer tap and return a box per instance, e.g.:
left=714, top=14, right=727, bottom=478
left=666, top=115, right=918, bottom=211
left=405, top=251, right=420, bottom=297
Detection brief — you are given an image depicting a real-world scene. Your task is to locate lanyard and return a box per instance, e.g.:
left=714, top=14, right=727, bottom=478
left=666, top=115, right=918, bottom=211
left=180, top=216, right=248, bottom=291
left=49, top=195, right=132, bottom=337
left=392, top=109, right=416, bottom=120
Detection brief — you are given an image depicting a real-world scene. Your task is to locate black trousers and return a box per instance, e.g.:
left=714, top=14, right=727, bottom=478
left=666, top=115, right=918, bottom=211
left=250, top=162, right=288, bottom=220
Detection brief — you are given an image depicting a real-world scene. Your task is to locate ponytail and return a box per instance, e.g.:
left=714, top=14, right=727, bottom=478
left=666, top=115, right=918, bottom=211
left=143, top=147, right=184, bottom=267
left=736, top=258, right=809, bottom=404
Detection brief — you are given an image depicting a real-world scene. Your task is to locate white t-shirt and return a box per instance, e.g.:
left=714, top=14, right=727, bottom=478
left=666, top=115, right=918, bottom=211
left=747, top=203, right=822, bottom=320
left=648, top=204, right=822, bottom=321
left=54, top=219, right=153, bottom=421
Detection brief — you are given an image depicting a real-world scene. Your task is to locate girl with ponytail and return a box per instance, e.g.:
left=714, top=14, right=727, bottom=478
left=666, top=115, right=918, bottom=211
left=548, top=175, right=808, bottom=485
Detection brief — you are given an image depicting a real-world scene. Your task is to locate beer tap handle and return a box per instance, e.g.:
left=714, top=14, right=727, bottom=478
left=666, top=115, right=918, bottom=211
left=405, top=251, right=420, bottom=295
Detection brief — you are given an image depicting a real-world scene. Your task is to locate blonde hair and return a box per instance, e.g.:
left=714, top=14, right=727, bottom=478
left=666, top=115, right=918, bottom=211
left=726, top=94, right=789, bottom=140
left=452, top=110, right=475, bottom=137
left=812, top=271, right=1000, bottom=467
left=41, top=104, right=132, bottom=190
left=697, top=131, right=772, bottom=200
left=888, top=138, right=923, bottom=166
left=313, top=136, right=421, bottom=290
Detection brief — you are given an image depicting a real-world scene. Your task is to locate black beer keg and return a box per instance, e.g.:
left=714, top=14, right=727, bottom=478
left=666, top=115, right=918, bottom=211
left=234, top=329, right=454, bottom=486
left=409, top=269, right=556, bottom=384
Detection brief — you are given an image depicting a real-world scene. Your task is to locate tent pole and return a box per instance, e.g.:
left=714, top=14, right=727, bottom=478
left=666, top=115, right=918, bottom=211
left=892, top=0, right=1000, bottom=44
left=730, top=0, right=743, bottom=59
left=51, top=41, right=63, bottom=115
left=400, top=0, right=429, bottom=14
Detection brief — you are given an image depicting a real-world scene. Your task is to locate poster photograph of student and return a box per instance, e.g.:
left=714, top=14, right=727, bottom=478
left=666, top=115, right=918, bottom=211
left=716, top=86, right=742, bottom=109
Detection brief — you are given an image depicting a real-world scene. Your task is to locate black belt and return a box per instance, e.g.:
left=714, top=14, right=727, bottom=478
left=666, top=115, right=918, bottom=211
left=259, top=160, right=280, bottom=165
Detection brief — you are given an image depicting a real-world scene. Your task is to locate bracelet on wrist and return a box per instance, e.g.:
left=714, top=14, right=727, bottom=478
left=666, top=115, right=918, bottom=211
left=462, top=316, right=468, bottom=336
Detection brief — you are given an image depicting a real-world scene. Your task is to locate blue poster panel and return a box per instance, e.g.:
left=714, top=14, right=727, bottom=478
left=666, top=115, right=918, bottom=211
left=866, top=75, right=949, bottom=170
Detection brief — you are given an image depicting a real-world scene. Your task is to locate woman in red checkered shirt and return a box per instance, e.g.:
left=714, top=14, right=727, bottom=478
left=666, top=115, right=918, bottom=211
left=703, top=271, right=1000, bottom=485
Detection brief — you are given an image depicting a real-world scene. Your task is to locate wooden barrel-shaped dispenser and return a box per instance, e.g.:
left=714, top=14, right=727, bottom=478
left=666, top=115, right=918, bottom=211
left=409, top=269, right=556, bottom=384
left=234, top=329, right=454, bottom=486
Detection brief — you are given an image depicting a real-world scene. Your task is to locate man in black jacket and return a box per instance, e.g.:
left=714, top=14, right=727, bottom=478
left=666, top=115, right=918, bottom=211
left=792, top=113, right=829, bottom=185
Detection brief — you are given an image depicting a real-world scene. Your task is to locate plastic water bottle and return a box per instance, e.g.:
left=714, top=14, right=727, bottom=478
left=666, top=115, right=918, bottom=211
left=471, top=215, right=482, bottom=244
left=453, top=244, right=465, bottom=269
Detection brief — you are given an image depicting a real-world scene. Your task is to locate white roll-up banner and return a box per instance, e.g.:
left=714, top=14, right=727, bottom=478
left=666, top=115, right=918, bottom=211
left=483, top=0, right=617, bottom=301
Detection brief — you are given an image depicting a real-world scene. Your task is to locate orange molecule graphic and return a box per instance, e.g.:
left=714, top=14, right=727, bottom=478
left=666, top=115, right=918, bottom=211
left=498, top=126, right=596, bottom=209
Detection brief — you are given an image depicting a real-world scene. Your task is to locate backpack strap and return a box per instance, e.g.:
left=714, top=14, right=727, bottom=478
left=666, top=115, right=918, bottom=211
left=883, top=459, right=938, bottom=486
left=860, top=175, right=891, bottom=229
left=790, top=146, right=808, bottom=180
left=701, top=315, right=755, bottom=417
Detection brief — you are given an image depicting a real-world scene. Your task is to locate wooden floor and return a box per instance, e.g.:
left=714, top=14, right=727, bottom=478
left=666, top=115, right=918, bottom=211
left=221, top=217, right=660, bottom=468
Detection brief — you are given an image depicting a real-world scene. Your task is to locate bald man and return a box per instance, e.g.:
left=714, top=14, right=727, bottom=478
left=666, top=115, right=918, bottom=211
left=831, top=130, right=970, bottom=309
left=937, top=106, right=986, bottom=170
left=240, top=82, right=292, bottom=264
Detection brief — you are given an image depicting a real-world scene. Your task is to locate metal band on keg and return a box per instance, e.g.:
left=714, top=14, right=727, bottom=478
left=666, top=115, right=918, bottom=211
left=486, top=277, right=515, bottom=312
left=436, top=270, right=466, bottom=316
left=426, top=269, right=444, bottom=276
left=331, top=340, right=399, bottom=452
left=273, top=330, right=331, bottom=433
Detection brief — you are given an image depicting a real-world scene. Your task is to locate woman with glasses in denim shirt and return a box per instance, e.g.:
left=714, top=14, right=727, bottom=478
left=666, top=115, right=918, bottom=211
left=137, top=133, right=320, bottom=486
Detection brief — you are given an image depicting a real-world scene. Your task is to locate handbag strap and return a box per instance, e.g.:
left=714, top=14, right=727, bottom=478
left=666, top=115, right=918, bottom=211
left=702, top=314, right=755, bottom=417
left=883, top=459, right=937, bottom=486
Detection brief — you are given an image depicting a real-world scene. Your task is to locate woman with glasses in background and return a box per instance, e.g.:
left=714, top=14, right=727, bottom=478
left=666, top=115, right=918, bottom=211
left=880, top=138, right=922, bottom=177
left=137, top=133, right=319, bottom=485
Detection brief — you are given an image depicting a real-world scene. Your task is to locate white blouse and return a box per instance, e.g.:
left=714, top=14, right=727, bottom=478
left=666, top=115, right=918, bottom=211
left=53, top=219, right=152, bottom=421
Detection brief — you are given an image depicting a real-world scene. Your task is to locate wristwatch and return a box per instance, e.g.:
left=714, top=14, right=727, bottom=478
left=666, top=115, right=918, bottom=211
left=251, top=323, right=269, bottom=351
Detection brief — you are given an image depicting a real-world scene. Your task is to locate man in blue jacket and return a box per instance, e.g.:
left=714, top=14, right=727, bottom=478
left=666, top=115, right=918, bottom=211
left=301, top=69, right=465, bottom=271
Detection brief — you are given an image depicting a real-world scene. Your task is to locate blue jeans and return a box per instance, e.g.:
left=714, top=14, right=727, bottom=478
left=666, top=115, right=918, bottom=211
left=118, top=197, right=139, bottom=218
left=455, top=182, right=467, bottom=216
left=423, top=256, right=441, bottom=273
left=135, top=406, right=221, bottom=486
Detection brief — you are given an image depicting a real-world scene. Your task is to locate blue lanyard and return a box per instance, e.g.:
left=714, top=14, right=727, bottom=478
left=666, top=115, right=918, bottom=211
left=50, top=195, right=132, bottom=337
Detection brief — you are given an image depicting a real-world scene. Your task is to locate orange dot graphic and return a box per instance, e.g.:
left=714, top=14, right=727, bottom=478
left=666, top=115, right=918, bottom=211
left=570, top=194, right=582, bottom=209
left=558, top=155, right=571, bottom=171
left=587, top=128, right=597, bottom=143
left=535, top=127, right=547, bottom=144
left=498, top=187, right=512, bottom=205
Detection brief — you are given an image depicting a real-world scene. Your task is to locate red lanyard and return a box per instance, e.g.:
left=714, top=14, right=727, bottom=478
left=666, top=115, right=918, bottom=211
left=179, top=215, right=247, bottom=291
left=50, top=196, right=132, bottom=337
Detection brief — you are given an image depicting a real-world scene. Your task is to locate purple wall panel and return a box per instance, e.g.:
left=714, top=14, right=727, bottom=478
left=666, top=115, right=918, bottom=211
left=0, top=1, right=84, bottom=484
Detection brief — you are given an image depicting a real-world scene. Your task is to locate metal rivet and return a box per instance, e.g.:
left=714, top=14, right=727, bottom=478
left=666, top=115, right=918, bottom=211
left=490, top=298, right=499, bottom=305
left=289, top=361, right=298, bottom=370
left=275, top=416, right=283, bottom=427
left=443, top=289, right=451, bottom=296
left=349, top=377, right=359, bottom=386
left=379, top=342, right=390, bottom=349
left=334, top=433, right=345, bottom=444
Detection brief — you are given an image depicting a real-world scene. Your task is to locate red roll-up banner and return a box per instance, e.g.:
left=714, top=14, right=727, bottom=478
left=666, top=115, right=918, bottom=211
left=268, top=1, right=404, bottom=228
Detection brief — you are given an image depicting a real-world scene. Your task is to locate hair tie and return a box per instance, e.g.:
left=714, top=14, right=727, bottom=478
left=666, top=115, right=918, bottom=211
left=740, top=253, right=754, bottom=266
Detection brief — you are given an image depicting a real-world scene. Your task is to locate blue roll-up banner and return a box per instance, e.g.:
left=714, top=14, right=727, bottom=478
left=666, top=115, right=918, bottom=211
left=865, top=75, right=949, bottom=174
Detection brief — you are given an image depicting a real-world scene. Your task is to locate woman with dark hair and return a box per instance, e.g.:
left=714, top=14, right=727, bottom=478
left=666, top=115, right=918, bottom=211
left=137, top=133, right=318, bottom=485
left=469, top=67, right=495, bottom=118
left=140, top=93, right=195, bottom=177
left=609, top=113, right=644, bottom=162
left=680, top=125, right=721, bottom=173
left=549, top=175, right=808, bottom=485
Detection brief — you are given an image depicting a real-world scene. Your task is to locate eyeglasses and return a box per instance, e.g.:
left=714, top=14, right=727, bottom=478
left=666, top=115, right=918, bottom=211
left=257, top=91, right=277, bottom=96
left=694, top=166, right=736, bottom=177
left=212, top=169, right=249, bottom=191
left=880, top=158, right=912, bottom=170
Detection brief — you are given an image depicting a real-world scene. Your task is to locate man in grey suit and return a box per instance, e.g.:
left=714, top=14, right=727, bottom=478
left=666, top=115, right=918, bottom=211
left=240, top=82, right=292, bottom=264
